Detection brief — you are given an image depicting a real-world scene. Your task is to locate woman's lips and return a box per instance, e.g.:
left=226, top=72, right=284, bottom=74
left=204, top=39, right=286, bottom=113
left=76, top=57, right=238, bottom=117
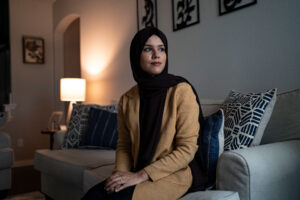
left=151, top=62, right=161, bottom=66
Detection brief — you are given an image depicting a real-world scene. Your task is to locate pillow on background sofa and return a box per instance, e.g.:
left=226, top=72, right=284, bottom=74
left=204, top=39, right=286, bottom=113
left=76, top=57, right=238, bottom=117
left=221, top=89, right=277, bottom=151
left=201, top=109, right=224, bottom=188
left=63, top=104, right=118, bottom=148
left=80, top=108, right=118, bottom=149
left=261, top=89, right=300, bottom=144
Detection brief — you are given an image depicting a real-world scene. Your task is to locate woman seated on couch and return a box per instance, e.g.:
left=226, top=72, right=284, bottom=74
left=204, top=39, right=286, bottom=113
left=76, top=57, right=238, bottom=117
left=82, top=27, right=206, bottom=200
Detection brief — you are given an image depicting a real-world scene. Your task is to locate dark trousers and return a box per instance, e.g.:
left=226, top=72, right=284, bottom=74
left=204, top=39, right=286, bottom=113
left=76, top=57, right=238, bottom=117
left=82, top=180, right=136, bottom=200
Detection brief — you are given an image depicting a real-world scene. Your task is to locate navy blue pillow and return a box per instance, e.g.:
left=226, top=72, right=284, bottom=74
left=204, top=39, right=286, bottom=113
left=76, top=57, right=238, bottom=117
left=201, top=109, right=224, bottom=188
left=80, top=108, right=118, bottom=149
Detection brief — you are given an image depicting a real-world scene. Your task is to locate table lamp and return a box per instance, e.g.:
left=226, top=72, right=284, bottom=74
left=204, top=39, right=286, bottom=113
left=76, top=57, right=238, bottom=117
left=60, top=78, right=86, bottom=124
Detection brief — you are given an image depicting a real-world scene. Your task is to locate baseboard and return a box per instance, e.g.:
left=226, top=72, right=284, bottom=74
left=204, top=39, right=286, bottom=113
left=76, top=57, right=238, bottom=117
left=13, top=159, right=34, bottom=168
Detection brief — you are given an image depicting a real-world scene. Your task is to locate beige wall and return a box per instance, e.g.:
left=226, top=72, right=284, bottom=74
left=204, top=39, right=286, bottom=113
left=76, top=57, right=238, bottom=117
left=1, top=0, right=55, bottom=164
left=53, top=0, right=300, bottom=104
left=53, top=0, right=136, bottom=106
left=63, top=18, right=81, bottom=78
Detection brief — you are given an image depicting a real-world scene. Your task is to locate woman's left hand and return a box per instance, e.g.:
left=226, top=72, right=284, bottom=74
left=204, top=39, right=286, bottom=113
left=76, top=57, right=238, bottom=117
left=104, top=170, right=149, bottom=193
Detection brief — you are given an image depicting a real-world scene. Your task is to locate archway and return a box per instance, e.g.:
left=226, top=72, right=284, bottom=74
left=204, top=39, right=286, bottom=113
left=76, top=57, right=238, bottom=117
left=53, top=14, right=81, bottom=113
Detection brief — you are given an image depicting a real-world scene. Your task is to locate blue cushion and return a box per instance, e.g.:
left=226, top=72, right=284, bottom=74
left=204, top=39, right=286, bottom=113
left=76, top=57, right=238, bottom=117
left=63, top=103, right=118, bottom=149
left=201, top=109, right=224, bottom=188
left=80, top=108, right=118, bottom=149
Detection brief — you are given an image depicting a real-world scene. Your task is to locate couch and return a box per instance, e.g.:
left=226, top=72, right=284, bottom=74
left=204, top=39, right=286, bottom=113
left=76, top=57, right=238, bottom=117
left=0, top=131, right=13, bottom=199
left=34, top=89, right=300, bottom=200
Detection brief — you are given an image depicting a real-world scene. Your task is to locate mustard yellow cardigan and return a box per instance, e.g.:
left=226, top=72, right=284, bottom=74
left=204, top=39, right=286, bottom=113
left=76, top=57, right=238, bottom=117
left=115, top=82, right=200, bottom=200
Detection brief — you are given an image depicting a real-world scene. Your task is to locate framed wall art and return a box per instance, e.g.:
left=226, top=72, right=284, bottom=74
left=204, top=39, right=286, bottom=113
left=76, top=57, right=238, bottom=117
left=48, top=111, right=63, bottom=130
left=137, top=0, right=157, bottom=30
left=172, top=0, right=200, bottom=32
left=22, top=36, right=45, bottom=64
left=219, top=0, right=257, bottom=16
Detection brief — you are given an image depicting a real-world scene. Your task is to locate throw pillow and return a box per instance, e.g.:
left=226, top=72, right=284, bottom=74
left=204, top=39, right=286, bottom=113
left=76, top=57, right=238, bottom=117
left=63, top=103, right=118, bottom=148
left=221, top=89, right=277, bottom=151
left=261, top=89, right=300, bottom=144
left=80, top=108, right=118, bottom=149
left=201, top=109, right=224, bottom=188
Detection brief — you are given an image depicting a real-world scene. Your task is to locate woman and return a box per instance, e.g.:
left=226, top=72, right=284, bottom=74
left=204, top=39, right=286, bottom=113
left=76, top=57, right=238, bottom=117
left=83, top=27, right=206, bottom=200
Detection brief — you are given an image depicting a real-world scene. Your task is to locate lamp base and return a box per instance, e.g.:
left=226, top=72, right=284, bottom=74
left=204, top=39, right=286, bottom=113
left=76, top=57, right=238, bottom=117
left=66, top=101, right=76, bottom=125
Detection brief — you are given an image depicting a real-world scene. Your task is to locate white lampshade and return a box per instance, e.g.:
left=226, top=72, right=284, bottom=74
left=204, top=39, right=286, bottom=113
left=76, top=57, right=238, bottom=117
left=60, top=78, right=86, bottom=102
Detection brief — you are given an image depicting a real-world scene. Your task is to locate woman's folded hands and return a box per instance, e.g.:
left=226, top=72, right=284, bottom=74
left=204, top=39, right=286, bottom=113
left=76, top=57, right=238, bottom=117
left=104, top=170, right=149, bottom=193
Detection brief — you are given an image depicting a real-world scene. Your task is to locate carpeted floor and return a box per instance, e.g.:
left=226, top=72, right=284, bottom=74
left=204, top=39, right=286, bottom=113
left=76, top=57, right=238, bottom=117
left=1, top=165, right=43, bottom=200
left=4, top=191, right=45, bottom=200
left=10, top=166, right=41, bottom=195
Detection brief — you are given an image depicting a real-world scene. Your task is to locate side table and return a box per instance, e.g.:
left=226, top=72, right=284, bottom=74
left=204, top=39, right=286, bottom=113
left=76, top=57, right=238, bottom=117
left=41, top=129, right=58, bottom=150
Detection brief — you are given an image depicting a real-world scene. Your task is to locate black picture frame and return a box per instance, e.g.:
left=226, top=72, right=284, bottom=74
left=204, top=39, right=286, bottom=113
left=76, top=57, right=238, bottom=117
left=137, top=0, right=158, bottom=30
left=172, top=0, right=200, bottom=32
left=219, top=0, right=257, bottom=16
left=22, top=36, right=45, bottom=64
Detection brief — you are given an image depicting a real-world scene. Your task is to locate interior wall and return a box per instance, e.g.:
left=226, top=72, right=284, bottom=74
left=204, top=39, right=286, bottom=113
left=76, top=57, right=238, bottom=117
left=159, top=0, right=300, bottom=99
left=1, top=0, right=55, bottom=164
left=54, top=0, right=300, bottom=105
left=53, top=14, right=80, bottom=112
left=63, top=18, right=81, bottom=78
left=54, top=0, right=136, bottom=105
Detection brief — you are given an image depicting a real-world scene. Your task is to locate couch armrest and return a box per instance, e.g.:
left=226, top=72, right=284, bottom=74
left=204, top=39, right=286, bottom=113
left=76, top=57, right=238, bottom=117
left=0, top=132, right=11, bottom=149
left=216, top=140, right=300, bottom=200
left=53, top=130, right=66, bottom=149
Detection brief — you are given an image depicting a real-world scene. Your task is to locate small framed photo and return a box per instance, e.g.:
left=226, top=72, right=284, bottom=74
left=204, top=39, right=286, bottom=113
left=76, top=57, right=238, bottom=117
left=48, top=111, right=63, bottom=130
left=219, top=0, right=257, bottom=16
left=137, top=0, right=157, bottom=30
left=23, top=36, right=45, bottom=64
left=172, top=0, right=200, bottom=32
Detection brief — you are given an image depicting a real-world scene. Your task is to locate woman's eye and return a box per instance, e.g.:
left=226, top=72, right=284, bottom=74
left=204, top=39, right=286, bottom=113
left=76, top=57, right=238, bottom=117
left=159, top=47, right=165, bottom=52
left=143, top=48, right=152, bottom=52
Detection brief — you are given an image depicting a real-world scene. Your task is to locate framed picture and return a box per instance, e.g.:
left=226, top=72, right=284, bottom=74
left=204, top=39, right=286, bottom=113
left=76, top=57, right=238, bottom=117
left=48, top=111, right=63, bottom=130
left=172, top=0, right=200, bottom=32
left=137, top=0, right=157, bottom=30
left=219, top=0, right=257, bottom=16
left=22, top=36, right=45, bottom=64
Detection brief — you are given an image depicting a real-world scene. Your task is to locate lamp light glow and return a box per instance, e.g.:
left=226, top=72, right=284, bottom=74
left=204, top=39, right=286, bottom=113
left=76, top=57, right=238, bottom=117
left=60, top=78, right=86, bottom=102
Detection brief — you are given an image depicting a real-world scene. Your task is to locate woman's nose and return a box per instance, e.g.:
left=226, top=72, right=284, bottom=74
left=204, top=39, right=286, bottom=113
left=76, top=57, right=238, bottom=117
left=152, top=49, right=160, bottom=59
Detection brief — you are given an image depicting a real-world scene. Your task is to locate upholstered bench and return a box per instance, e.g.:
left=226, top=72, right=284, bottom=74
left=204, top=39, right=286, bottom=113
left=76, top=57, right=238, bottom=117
left=0, top=132, right=13, bottom=198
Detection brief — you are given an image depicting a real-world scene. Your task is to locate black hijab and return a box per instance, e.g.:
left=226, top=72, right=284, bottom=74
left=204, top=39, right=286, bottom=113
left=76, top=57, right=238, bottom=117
left=130, top=27, right=207, bottom=192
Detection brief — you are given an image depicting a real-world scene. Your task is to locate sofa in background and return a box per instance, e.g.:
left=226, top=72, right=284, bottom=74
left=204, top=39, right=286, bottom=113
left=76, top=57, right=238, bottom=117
left=34, top=89, right=300, bottom=200
left=0, top=131, right=13, bottom=199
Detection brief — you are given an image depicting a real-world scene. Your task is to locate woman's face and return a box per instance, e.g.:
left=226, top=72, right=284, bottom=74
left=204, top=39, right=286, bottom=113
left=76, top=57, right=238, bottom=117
left=140, top=35, right=166, bottom=75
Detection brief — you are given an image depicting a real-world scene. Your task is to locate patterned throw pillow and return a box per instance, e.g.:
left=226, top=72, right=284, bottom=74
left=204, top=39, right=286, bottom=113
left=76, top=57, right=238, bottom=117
left=80, top=108, right=118, bottom=149
left=201, top=109, right=224, bottom=188
left=62, top=104, right=118, bottom=149
left=221, top=89, right=277, bottom=151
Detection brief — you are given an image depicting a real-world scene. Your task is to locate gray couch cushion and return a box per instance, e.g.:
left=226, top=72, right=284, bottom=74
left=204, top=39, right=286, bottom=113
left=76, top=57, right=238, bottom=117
left=0, top=148, right=13, bottom=169
left=0, top=132, right=10, bottom=149
left=180, top=190, right=240, bottom=200
left=83, top=164, right=114, bottom=193
left=0, top=168, right=11, bottom=190
left=261, top=89, right=300, bottom=144
left=35, top=149, right=115, bottom=188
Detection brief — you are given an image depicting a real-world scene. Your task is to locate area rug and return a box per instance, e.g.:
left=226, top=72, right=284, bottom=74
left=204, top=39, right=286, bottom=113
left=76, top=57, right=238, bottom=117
left=5, top=191, right=45, bottom=200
